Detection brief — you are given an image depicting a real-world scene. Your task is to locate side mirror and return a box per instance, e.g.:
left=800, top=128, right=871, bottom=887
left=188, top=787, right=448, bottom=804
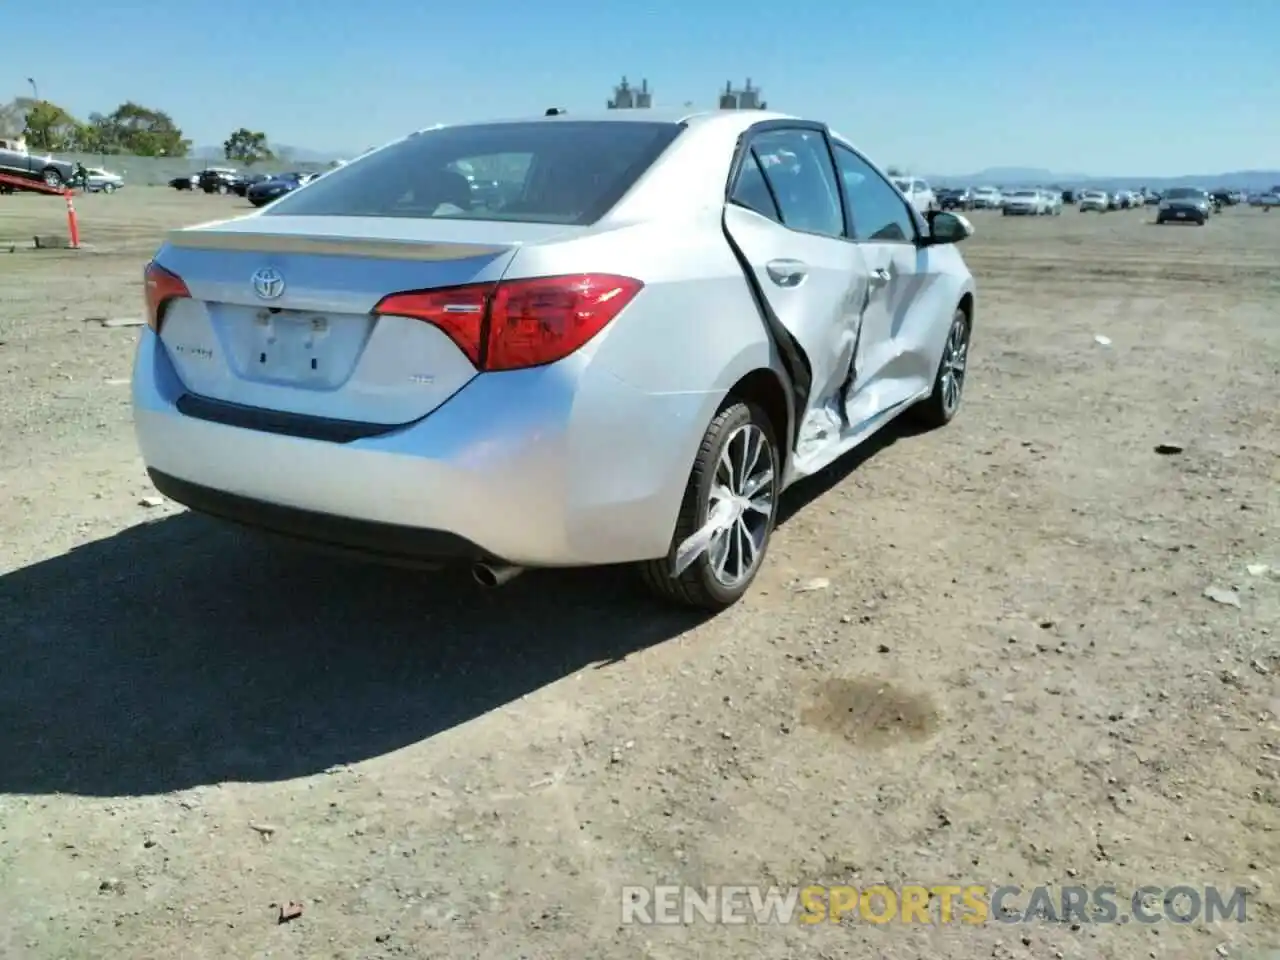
left=923, top=209, right=974, bottom=246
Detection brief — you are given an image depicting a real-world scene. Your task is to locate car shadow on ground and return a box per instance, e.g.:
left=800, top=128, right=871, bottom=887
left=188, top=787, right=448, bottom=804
left=0, top=516, right=707, bottom=798
left=0, top=420, right=919, bottom=799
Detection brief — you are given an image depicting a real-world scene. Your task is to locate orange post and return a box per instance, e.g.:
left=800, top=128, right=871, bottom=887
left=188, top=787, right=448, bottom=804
left=64, top=189, right=80, bottom=248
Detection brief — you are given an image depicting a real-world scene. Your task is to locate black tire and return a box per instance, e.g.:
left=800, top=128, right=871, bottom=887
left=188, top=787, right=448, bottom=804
left=102, top=183, right=115, bottom=194
left=911, top=308, right=970, bottom=430
left=639, top=401, right=779, bottom=611
left=41, top=167, right=63, bottom=188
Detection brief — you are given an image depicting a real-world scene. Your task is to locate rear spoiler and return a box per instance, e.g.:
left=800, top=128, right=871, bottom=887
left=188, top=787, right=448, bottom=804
left=165, top=228, right=510, bottom=263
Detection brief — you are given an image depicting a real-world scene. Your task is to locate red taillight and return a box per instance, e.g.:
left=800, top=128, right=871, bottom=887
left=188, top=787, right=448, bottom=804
left=371, top=284, right=489, bottom=366
left=373, top=274, right=643, bottom=372
left=144, top=261, right=190, bottom=333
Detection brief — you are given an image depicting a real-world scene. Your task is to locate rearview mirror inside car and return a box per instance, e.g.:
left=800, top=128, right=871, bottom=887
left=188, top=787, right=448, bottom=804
left=924, top=210, right=974, bottom=245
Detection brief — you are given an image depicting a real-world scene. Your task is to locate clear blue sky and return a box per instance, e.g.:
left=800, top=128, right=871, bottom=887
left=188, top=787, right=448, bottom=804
left=4, top=0, right=1276, bottom=176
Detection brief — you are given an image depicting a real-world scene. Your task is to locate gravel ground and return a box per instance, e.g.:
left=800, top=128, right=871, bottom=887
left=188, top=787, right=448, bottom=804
left=0, top=188, right=1277, bottom=960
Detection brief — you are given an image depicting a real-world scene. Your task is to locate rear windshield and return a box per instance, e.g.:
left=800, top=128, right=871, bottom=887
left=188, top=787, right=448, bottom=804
left=263, top=120, right=683, bottom=225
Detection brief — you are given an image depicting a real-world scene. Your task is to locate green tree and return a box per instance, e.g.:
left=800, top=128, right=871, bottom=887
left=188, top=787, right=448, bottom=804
left=106, top=102, right=190, bottom=157
left=23, top=100, right=82, bottom=151
left=75, top=112, right=124, bottom=154
left=223, top=128, right=274, bottom=166
left=0, top=99, right=29, bottom=138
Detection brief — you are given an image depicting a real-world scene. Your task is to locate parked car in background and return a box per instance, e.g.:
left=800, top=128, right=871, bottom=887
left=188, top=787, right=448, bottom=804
left=0, top=137, right=76, bottom=188
left=198, top=168, right=243, bottom=194
left=1061, top=189, right=1077, bottom=204
left=132, top=110, right=978, bottom=610
left=891, top=176, right=938, bottom=214
left=169, top=174, right=198, bottom=191
left=970, top=186, right=1002, bottom=209
left=1002, top=189, right=1047, bottom=215
left=937, top=187, right=974, bottom=211
left=246, top=171, right=318, bottom=207
left=1248, top=190, right=1278, bottom=210
left=85, top=167, right=124, bottom=193
left=234, top=173, right=273, bottom=197
left=1039, top=188, right=1062, bottom=215
left=1078, top=189, right=1110, bottom=212
left=1156, top=187, right=1212, bottom=225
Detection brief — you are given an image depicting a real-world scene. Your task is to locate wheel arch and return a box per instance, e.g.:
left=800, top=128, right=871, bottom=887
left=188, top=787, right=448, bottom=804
left=957, top=290, right=974, bottom=329
left=721, top=366, right=794, bottom=479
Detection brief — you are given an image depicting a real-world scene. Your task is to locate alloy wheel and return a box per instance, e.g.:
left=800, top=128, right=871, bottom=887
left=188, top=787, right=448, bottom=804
left=705, top=424, right=776, bottom=589
left=939, top=315, right=969, bottom=416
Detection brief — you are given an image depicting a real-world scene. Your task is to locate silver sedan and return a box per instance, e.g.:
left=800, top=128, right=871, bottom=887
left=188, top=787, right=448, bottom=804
left=133, top=110, right=977, bottom=609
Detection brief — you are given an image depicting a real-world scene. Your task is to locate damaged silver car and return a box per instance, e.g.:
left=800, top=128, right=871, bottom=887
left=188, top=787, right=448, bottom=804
left=133, top=109, right=976, bottom=610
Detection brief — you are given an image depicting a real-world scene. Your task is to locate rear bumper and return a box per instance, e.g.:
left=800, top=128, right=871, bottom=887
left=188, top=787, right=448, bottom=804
left=148, top=469, right=490, bottom=565
left=131, top=330, right=713, bottom=567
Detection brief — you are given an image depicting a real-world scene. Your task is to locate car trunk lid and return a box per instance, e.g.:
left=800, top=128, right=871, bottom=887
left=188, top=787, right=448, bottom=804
left=155, top=216, right=577, bottom=426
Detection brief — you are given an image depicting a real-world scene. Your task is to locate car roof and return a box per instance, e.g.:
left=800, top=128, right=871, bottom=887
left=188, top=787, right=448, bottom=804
left=415, top=108, right=802, bottom=136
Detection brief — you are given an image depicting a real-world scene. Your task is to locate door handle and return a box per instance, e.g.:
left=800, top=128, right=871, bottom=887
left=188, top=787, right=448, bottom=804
left=766, top=259, right=808, bottom=287
left=869, top=267, right=891, bottom=288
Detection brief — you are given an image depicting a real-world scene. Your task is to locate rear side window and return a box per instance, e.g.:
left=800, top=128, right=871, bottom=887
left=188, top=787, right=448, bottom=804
left=263, top=121, right=683, bottom=225
left=747, top=128, right=844, bottom=238
left=729, top=151, right=782, bottom=222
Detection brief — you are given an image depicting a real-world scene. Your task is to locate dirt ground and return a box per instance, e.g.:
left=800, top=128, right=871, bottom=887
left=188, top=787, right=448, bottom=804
left=0, top=188, right=1276, bottom=960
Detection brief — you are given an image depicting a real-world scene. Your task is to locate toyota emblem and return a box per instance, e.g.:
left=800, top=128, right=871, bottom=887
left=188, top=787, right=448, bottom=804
left=252, top=267, right=285, bottom=300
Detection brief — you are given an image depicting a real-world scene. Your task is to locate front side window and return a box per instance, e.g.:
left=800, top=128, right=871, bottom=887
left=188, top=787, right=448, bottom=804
left=264, top=121, right=683, bottom=225
left=833, top=145, right=916, bottom=243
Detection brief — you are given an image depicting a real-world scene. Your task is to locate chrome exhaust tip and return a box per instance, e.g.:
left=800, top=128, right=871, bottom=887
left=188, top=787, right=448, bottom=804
left=471, top=562, right=525, bottom=588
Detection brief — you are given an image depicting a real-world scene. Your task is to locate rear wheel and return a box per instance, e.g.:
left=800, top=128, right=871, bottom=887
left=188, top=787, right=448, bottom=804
left=912, top=308, right=970, bottom=429
left=639, top=401, right=779, bottom=611
left=41, top=167, right=63, bottom=188
left=102, top=183, right=116, bottom=194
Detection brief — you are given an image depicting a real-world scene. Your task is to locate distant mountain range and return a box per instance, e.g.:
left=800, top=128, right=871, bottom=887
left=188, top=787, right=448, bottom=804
left=929, top=166, right=1280, bottom=190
